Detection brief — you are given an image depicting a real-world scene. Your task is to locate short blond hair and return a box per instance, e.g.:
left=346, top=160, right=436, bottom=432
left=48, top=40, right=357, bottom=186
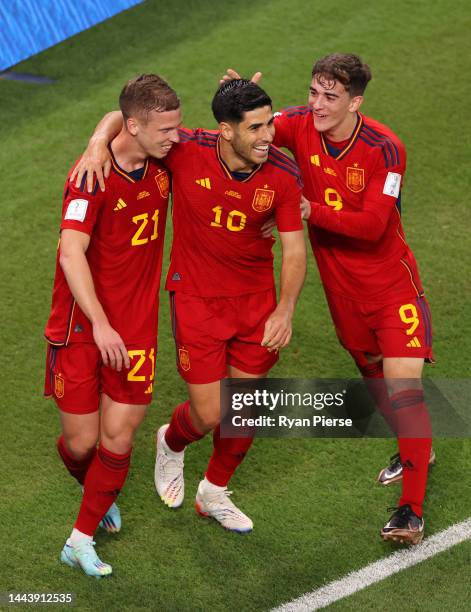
left=119, top=74, right=180, bottom=122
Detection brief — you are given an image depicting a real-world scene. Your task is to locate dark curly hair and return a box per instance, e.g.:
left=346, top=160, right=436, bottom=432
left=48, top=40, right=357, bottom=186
left=212, top=79, right=272, bottom=123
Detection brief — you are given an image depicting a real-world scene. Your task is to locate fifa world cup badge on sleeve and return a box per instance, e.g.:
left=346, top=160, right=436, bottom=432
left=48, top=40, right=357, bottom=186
left=54, top=374, right=65, bottom=398
left=252, top=188, right=275, bottom=212
left=179, top=348, right=191, bottom=371
left=383, top=172, right=402, bottom=198
left=346, top=165, right=365, bottom=192
left=65, top=199, right=88, bottom=221
left=155, top=169, right=169, bottom=198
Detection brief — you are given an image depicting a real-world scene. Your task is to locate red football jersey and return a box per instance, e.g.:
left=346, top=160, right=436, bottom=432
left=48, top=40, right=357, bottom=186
left=274, top=108, right=424, bottom=302
left=45, top=150, right=169, bottom=346
left=165, top=129, right=303, bottom=297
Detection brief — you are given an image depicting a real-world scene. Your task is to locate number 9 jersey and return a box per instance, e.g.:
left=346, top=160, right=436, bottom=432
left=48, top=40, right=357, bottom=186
left=274, top=107, right=424, bottom=304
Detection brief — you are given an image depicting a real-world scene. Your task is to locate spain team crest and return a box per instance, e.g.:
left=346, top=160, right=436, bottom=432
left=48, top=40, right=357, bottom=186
left=179, top=348, right=190, bottom=371
left=252, top=188, right=275, bottom=212
left=346, top=166, right=365, bottom=192
left=155, top=169, right=169, bottom=198
left=54, top=374, right=65, bottom=398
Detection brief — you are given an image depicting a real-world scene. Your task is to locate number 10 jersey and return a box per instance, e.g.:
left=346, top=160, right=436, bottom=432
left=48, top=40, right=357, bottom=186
left=165, top=128, right=303, bottom=298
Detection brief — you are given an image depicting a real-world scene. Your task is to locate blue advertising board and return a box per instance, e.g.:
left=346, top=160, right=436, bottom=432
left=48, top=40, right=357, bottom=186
left=0, top=0, right=144, bottom=72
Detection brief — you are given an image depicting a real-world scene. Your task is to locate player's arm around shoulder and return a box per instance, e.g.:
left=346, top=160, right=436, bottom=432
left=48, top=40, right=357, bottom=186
left=273, top=105, right=310, bottom=152
left=70, top=111, right=123, bottom=192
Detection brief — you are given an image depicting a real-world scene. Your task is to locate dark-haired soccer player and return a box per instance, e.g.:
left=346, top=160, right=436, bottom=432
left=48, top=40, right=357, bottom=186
left=45, top=74, right=180, bottom=576
left=71, top=80, right=306, bottom=533
left=224, top=54, right=434, bottom=543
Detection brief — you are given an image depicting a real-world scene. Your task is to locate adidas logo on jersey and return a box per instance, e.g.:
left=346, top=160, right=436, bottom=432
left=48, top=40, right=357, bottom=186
left=406, top=336, right=422, bottom=348
left=196, top=177, right=211, bottom=189
left=114, top=198, right=127, bottom=211
left=137, top=190, right=150, bottom=200
left=225, top=189, right=242, bottom=199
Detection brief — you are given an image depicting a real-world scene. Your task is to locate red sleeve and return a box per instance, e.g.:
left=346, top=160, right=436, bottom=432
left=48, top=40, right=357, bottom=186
left=60, top=175, right=104, bottom=236
left=275, top=178, right=303, bottom=232
left=309, top=159, right=406, bottom=242
left=273, top=111, right=296, bottom=151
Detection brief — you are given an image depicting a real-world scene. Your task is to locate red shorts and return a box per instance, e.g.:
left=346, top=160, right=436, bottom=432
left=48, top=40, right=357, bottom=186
left=170, top=289, right=279, bottom=384
left=325, top=290, right=434, bottom=360
left=44, top=340, right=157, bottom=414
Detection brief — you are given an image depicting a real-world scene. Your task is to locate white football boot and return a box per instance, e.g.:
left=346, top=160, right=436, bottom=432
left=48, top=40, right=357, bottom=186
left=195, top=479, right=253, bottom=533
left=60, top=540, right=112, bottom=578
left=154, top=424, right=184, bottom=508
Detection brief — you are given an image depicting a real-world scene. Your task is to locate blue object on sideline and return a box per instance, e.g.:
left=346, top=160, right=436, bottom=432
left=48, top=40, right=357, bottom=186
left=0, top=0, right=144, bottom=72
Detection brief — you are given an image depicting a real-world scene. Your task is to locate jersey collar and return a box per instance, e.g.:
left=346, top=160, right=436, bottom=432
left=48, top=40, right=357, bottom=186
left=216, top=136, right=263, bottom=182
left=109, top=144, right=150, bottom=184
left=320, top=113, right=363, bottom=161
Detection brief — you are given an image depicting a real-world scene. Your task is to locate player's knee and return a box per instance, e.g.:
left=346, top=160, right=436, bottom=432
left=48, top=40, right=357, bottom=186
left=192, top=408, right=220, bottom=433
left=350, top=350, right=383, bottom=378
left=101, top=430, right=135, bottom=454
left=66, top=433, right=98, bottom=459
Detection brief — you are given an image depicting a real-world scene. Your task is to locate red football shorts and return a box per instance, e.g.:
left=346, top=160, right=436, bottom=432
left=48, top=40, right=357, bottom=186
left=325, top=290, right=434, bottom=360
left=44, top=340, right=157, bottom=414
left=170, top=289, right=279, bottom=384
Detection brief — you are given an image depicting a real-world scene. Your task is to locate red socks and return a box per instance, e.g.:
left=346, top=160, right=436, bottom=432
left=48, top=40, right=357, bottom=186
left=164, top=401, right=205, bottom=452
left=74, top=444, right=131, bottom=536
left=206, top=426, right=254, bottom=487
left=56, top=435, right=96, bottom=485
left=358, top=355, right=432, bottom=517
left=391, top=390, right=432, bottom=517
left=165, top=402, right=252, bottom=486
left=397, top=437, right=432, bottom=517
left=57, top=436, right=132, bottom=536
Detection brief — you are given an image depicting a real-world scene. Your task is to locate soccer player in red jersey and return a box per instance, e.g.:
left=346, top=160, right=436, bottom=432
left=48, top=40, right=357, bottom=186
left=44, top=74, right=181, bottom=576
left=71, top=80, right=306, bottom=533
left=224, top=55, right=433, bottom=543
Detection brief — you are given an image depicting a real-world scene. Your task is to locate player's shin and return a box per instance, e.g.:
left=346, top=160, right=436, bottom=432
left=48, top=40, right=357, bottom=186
left=164, top=400, right=205, bottom=452
left=392, top=390, right=432, bottom=516
left=205, top=426, right=254, bottom=486
left=353, top=354, right=398, bottom=432
left=74, top=443, right=132, bottom=535
left=397, top=437, right=432, bottom=516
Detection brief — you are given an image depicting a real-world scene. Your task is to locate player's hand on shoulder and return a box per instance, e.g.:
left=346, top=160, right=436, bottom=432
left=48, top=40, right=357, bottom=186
left=70, top=136, right=112, bottom=193
left=300, top=195, right=311, bottom=220
left=92, top=320, right=130, bottom=372
left=219, top=68, right=262, bottom=85
left=261, top=305, right=293, bottom=352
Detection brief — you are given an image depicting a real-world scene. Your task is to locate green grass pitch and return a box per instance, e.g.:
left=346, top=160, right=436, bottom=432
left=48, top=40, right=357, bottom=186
left=0, top=0, right=470, bottom=610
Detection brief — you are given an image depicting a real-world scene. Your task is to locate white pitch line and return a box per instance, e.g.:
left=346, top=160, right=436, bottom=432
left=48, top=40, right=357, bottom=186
left=272, top=517, right=471, bottom=612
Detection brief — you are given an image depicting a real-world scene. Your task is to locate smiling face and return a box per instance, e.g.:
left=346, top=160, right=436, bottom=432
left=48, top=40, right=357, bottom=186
left=127, top=107, right=182, bottom=159
left=220, top=105, right=275, bottom=171
left=308, top=75, right=363, bottom=141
